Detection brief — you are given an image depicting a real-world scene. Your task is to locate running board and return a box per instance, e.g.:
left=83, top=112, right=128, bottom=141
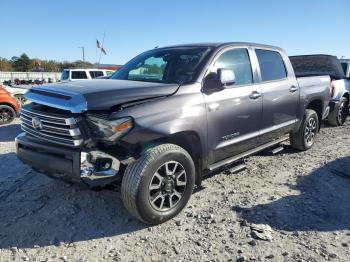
left=208, top=136, right=288, bottom=171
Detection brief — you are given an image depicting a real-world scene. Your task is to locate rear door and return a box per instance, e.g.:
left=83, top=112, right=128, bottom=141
left=204, top=47, right=263, bottom=164
left=254, top=49, right=299, bottom=143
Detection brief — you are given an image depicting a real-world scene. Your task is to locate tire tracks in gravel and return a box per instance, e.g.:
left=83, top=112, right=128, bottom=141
left=0, top=170, right=36, bottom=201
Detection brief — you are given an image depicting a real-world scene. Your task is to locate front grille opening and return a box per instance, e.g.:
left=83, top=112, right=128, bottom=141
left=20, top=104, right=83, bottom=147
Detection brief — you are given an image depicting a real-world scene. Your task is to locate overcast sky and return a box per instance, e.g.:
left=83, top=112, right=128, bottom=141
left=1, top=0, right=349, bottom=64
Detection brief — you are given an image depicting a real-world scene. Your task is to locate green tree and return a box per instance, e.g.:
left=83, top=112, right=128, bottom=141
left=11, top=53, right=32, bottom=72
left=0, top=58, right=13, bottom=71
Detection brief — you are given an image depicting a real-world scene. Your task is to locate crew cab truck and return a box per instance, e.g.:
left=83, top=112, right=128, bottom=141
left=290, top=55, right=349, bottom=126
left=16, top=43, right=331, bottom=224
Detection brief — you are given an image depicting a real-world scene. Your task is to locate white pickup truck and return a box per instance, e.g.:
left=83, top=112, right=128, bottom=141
left=60, top=69, right=114, bottom=82
left=290, top=55, right=349, bottom=126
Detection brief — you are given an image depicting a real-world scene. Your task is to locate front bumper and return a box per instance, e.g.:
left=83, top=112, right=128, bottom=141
left=15, top=133, right=122, bottom=187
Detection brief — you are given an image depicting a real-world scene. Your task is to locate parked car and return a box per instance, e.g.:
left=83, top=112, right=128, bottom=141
left=0, top=86, right=20, bottom=125
left=340, top=59, right=350, bottom=79
left=16, top=42, right=331, bottom=224
left=60, top=69, right=114, bottom=82
left=290, top=55, right=349, bottom=126
left=2, top=85, right=28, bottom=105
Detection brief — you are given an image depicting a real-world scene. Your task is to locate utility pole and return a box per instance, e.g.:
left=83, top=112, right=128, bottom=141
left=78, top=47, right=85, bottom=65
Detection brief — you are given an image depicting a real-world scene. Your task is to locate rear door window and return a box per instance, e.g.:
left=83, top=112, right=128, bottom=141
left=71, top=71, right=88, bottom=79
left=89, top=71, right=104, bottom=78
left=256, top=49, right=287, bottom=82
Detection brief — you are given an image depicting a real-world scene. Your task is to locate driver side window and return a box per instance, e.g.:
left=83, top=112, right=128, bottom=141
left=214, top=48, right=253, bottom=86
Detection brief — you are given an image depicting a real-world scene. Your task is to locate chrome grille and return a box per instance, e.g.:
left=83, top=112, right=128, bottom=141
left=20, top=106, right=83, bottom=147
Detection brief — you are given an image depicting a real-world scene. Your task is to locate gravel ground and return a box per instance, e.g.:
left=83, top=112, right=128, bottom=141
left=0, top=119, right=350, bottom=262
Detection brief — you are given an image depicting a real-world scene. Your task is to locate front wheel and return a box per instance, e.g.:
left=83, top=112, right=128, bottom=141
left=121, top=144, right=195, bottom=224
left=0, top=105, right=16, bottom=125
left=290, top=109, right=319, bottom=151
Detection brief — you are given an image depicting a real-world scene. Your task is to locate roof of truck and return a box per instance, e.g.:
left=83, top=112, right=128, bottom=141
left=62, top=68, right=113, bottom=71
left=160, top=42, right=283, bottom=51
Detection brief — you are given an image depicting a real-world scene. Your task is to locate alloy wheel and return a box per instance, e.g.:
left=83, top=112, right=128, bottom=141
left=0, top=107, right=14, bottom=124
left=304, top=117, right=317, bottom=146
left=338, top=102, right=348, bottom=124
left=148, top=161, right=187, bottom=212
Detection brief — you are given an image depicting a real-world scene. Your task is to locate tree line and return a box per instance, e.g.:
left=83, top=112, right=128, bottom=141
left=0, top=53, right=94, bottom=72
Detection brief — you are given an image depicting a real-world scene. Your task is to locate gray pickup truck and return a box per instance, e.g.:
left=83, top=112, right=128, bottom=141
left=16, top=43, right=331, bottom=224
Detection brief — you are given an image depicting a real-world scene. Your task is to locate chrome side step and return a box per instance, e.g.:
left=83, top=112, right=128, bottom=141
left=271, top=146, right=284, bottom=155
left=208, top=136, right=288, bottom=171
left=228, top=164, right=247, bottom=174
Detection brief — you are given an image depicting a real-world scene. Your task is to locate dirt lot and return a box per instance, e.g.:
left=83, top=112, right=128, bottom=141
left=0, top=119, right=350, bottom=262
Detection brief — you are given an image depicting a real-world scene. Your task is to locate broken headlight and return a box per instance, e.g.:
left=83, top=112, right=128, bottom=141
left=86, top=114, right=133, bottom=144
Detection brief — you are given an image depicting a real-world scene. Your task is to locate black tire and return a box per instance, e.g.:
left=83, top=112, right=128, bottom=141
left=121, top=143, right=195, bottom=225
left=327, top=97, right=349, bottom=126
left=0, top=105, right=16, bottom=125
left=290, top=109, right=319, bottom=151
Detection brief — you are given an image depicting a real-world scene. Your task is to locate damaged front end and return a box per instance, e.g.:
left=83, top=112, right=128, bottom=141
left=16, top=89, right=140, bottom=188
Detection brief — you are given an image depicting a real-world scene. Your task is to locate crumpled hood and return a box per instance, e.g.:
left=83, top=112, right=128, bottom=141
left=25, top=79, right=179, bottom=113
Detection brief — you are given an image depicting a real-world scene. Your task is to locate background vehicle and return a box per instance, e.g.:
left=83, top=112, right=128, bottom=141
left=60, top=69, right=114, bottom=82
left=1, top=85, right=28, bottom=105
left=290, top=55, right=350, bottom=126
left=0, top=86, right=20, bottom=125
left=340, top=59, right=350, bottom=78
left=16, top=43, right=330, bottom=224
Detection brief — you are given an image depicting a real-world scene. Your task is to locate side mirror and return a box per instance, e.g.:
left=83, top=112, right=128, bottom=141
left=202, top=69, right=236, bottom=95
left=202, top=72, right=223, bottom=94
left=218, top=68, right=236, bottom=86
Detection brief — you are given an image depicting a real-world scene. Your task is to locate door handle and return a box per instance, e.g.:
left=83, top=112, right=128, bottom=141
left=249, top=91, right=262, bottom=100
left=289, top=85, right=298, bottom=93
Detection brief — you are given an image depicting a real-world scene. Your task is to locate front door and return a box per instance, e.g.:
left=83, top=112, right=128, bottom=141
left=203, top=48, right=262, bottom=164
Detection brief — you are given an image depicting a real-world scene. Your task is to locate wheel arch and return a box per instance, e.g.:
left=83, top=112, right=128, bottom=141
left=0, top=103, right=17, bottom=111
left=141, top=131, right=204, bottom=186
left=306, top=99, right=323, bottom=129
left=343, top=92, right=349, bottom=103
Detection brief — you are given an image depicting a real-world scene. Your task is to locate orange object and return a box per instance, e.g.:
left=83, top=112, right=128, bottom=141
left=0, top=86, right=20, bottom=124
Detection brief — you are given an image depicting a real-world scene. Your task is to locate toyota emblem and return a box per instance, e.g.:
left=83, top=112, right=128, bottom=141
left=32, top=117, right=43, bottom=130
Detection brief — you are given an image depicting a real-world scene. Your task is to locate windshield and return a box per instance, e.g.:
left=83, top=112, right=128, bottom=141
left=111, top=47, right=213, bottom=84
left=341, top=62, right=348, bottom=75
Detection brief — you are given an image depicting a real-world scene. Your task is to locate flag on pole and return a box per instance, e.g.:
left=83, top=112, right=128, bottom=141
left=96, top=39, right=101, bottom=49
left=101, top=47, right=107, bottom=55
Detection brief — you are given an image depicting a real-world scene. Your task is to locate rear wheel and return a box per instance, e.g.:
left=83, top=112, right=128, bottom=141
left=290, top=109, right=319, bottom=151
left=328, top=97, right=349, bottom=126
left=0, top=105, right=16, bottom=125
left=121, top=144, right=195, bottom=225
